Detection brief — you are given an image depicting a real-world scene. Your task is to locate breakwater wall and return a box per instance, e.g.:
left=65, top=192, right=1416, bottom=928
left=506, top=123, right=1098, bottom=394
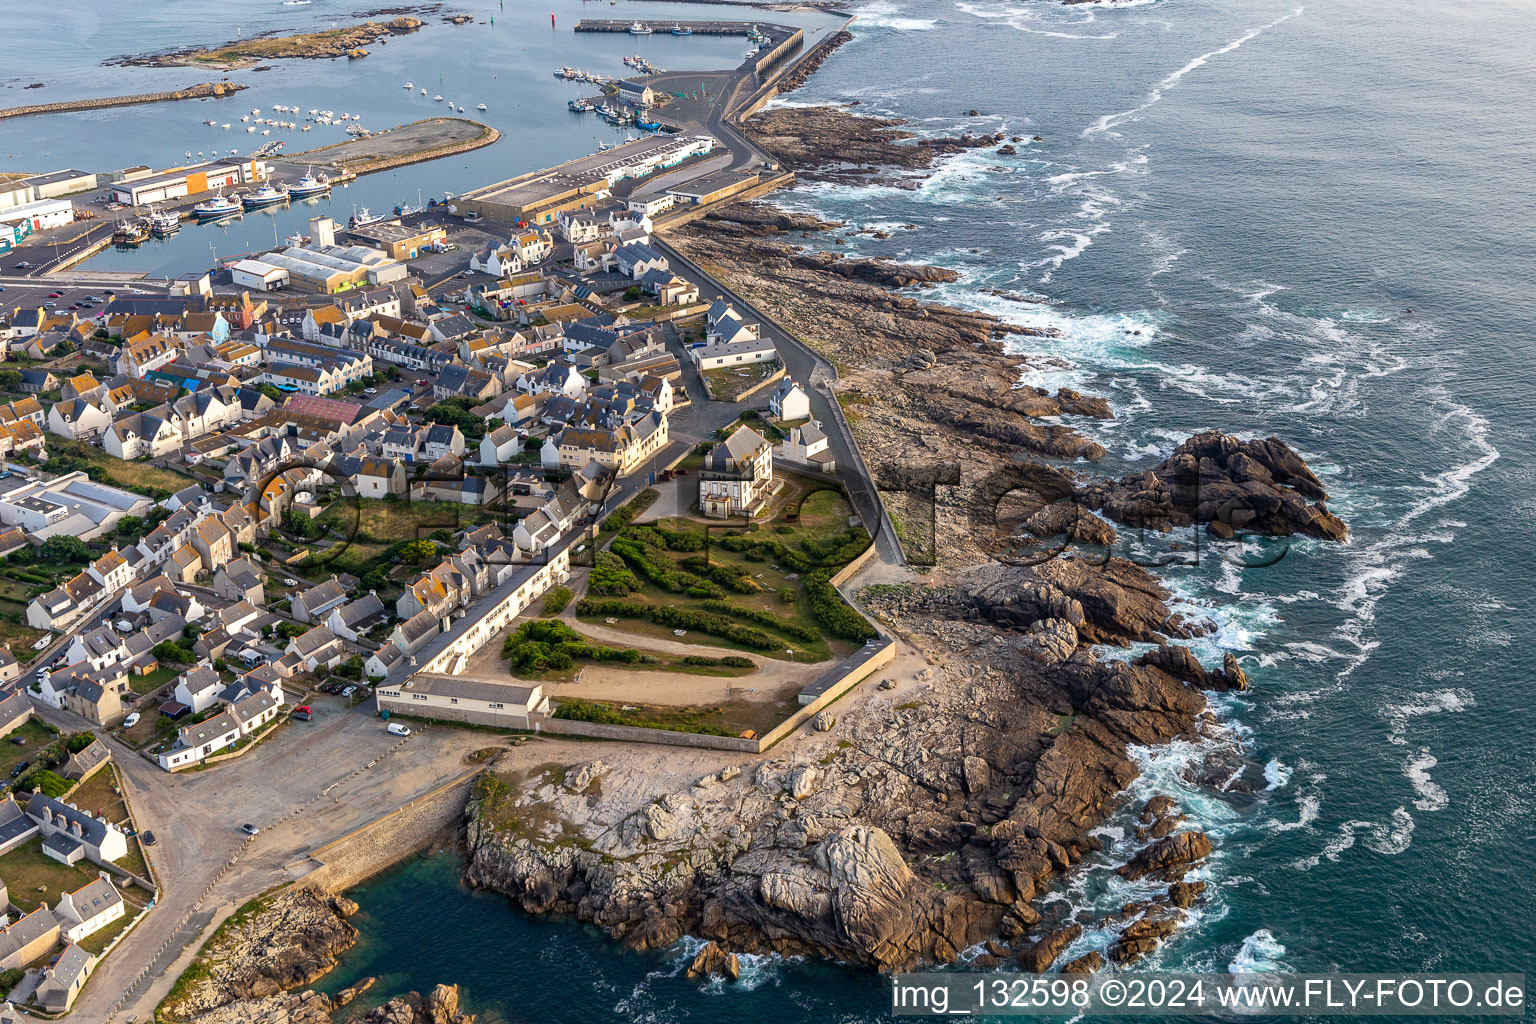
left=575, top=19, right=776, bottom=36
left=732, top=20, right=855, bottom=124
left=302, top=768, right=481, bottom=891
left=0, top=81, right=246, bottom=121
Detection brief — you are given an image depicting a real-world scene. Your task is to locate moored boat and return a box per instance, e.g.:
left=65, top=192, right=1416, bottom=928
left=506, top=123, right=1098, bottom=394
left=240, top=183, right=289, bottom=210
left=287, top=169, right=332, bottom=199
left=672, top=24, right=692, bottom=36
left=628, top=21, right=652, bottom=34
left=193, top=191, right=241, bottom=219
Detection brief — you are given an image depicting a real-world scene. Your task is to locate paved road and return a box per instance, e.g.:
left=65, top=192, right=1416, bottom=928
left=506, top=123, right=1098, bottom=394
left=649, top=239, right=902, bottom=566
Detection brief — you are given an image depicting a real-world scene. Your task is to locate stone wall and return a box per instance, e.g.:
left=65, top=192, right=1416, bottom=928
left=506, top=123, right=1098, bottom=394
left=0, top=82, right=246, bottom=121
left=302, top=769, right=480, bottom=891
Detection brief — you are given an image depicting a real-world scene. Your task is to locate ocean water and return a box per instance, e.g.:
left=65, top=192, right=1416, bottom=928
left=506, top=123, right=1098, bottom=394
left=10, top=0, right=1536, bottom=1016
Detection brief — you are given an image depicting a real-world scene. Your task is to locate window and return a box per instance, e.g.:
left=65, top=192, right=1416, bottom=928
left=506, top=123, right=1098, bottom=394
left=413, top=693, right=427, bottom=701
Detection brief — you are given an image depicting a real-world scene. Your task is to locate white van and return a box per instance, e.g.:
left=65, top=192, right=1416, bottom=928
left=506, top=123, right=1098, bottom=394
left=387, top=722, right=411, bottom=737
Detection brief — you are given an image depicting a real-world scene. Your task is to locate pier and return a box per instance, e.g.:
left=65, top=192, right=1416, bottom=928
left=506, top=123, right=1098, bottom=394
left=575, top=19, right=774, bottom=36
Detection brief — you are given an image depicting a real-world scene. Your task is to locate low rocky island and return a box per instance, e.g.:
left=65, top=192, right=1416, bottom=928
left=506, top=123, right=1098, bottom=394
left=113, top=16, right=426, bottom=69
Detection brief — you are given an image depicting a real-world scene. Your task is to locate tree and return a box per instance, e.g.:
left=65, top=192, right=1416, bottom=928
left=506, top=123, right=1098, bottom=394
left=623, top=285, right=643, bottom=302
left=40, top=535, right=89, bottom=564
left=0, top=369, right=20, bottom=389
left=64, top=732, right=97, bottom=753
left=114, top=515, right=144, bottom=539
left=401, top=539, right=437, bottom=564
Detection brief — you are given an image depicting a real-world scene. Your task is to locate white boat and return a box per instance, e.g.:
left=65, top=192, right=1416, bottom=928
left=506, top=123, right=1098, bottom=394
left=350, top=206, right=387, bottom=228
left=143, top=205, right=181, bottom=234
left=672, top=25, right=692, bottom=36
left=193, top=190, right=241, bottom=219
left=420, top=88, right=427, bottom=95
left=241, top=183, right=289, bottom=209
left=477, top=103, right=487, bottom=111
left=404, top=81, right=414, bottom=89
left=628, top=21, right=652, bottom=34
left=434, top=94, right=443, bottom=101
left=287, top=168, right=332, bottom=198
left=247, top=126, right=257, bottom=133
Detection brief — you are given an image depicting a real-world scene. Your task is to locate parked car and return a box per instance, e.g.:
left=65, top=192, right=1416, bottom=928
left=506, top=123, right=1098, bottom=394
left=141, top=830, right=157, bottom=846
left=240, top=823, right=260, bottom=836
left=341, top=685, right=357, bottom=698
left=387, top=722, right=411, bottom=737
left=9, top=761, right=27, bottom=778
left=122, top=712, right=141, bottom=728
left=292, top=710, right=312, bottom=721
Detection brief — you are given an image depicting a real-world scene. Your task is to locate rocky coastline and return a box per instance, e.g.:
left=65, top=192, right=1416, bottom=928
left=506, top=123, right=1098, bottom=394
left=159, top=886, right=474, bottom=1024
left=451, top=98, right=1349, bottom=978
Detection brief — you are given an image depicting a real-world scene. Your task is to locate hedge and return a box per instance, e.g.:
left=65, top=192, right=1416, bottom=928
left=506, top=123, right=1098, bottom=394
left=804, top=569, right=878, bottom=642
left=602, top=488, right=658, bottom=533
left=589, top=551, right=641, bottom=596
left=680, top=555, right=759, bottom=594
left=575, top=598, right=775, bottom=650
left=700, top=599, right=819, bottom=642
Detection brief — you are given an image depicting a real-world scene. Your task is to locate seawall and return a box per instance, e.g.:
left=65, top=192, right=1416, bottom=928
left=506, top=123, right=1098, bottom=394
left=302, top=768, right=481, bottom=891
left=0, top=81, right=247, bottom=121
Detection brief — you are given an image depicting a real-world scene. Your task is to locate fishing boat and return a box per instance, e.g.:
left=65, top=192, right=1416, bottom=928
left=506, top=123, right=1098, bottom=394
left=628, top=21, right=652, bottom=34
left=112, top=221, right=149, bottom=246
left=671, top=25, right=692, bottom=36
left=193, top=191, right=241, bottom=219
left=240, top=183, right=289, bottom=210
left=143, top=206, right=181, bottom=235
left=350, top=206, right=387, bottom=228
left=285, top=232, right=312, bottom=247
left=568, top=99, right=593, bottom=112
left=287, top=169, right=332, bottom=199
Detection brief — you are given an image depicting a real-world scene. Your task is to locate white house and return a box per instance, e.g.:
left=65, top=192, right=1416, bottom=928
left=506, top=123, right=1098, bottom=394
left=172, top=666, right=224, bottom=715
left=768, top=380, right=811, bottom=422
left=46, top=399, right=112, bottom=441
left=157, top=709, right=240, bottom=771
left=24, top=793, right=129, bottom=864
left=778, top=419, right=836, bottom=472
left=53, top=877, right=125, bottom=943
left=699, top=426, right=775, bottom=519
left=469, top=243, right=522, bottom=278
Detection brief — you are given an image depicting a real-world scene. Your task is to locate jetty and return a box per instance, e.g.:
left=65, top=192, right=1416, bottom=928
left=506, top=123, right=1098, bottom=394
left=0, top=81, right=246, bottom=121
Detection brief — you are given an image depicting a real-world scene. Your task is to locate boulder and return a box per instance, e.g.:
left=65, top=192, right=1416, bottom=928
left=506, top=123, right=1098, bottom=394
left=687, top=941, right=742, bottom=981
left=1118, top=831, right=1212, bottom=882
left=814, top=711, right=837, bottom=732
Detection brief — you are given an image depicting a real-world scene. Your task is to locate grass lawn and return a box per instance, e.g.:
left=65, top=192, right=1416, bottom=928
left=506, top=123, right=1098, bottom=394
left=505, top=628, right=759, bottom=683
left=114, top=836, right=151, bottom=882
left=555, top=696, right=798, bottom=738
left=583, top=482, right=873, bottom=664
left=0, top=838, right=107, bottom=912
left=318, top=497, right=497, bottom=546
left=0, top=719, right=60, bottom=779
left=65, top=767, right=127, bottom=823
left=128, top=665, right=179, bottom=697
left=47, top=439, right=196, bottom=497
left=702, top=362, right=781, bottom=401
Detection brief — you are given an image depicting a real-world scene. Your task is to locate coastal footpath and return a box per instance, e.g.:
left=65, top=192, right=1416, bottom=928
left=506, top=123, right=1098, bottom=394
left=0, top=81, right=246, bottom=121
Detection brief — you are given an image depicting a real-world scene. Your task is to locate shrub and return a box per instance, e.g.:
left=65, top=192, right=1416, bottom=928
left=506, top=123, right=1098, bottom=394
left=27, top=769, right=72, bottom=799
left=804, top=569, right=878, bottom=642
left=0, top=969, right=22, bottom=996
left=152, top=641, right=196, bottom=664
left=602, top=489, right=658, bottom=533
left=64, top=732, right=97, bottom=753
left=542, top=585, right=573, bottom=616
left=680, top=555, right=759, bottom=594
left=40, top=535, right=89, bottom=564
left=589, top=552, right=640, bottom=596
left=701, top=600, right=818, bottom=642
left=611, top=537, right=682, bottom=591
left=576, top=598, right=649, bottom=619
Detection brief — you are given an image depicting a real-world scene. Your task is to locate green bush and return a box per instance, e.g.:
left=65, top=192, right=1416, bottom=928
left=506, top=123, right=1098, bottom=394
left=152, top=641, right=196, bottom=665
left=0, top=968, right=22, bottom=996
left=701, top=599, right=818, bottom=642
left=602, top=489, right=658, bottom=533
left=680, top=555, right=759, bottom=594
left=64, top=732, right=97, bottom=753
left=542, top=585, right=573, bottom=616
left=576, top=598, right=775, bottom=650
left=27, top=769, right=72, bottom=799
left=589, top=552, right=640, bottom=596
left=804, top=569, right=878, bottom=642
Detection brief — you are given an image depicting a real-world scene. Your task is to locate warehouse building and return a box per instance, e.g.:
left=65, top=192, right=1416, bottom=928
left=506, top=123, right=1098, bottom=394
left=109, top=158, right=268, bottom=206
left=667, top=169, right=761, bottom=207
left=22, top=169, right=101, bottom=200
left=255, top=243, right=406, bottom=293
left=376, top=675, right=548, bottom=730
left=230, top=259, right=292, bottom=292
left=459, top=135, right=713, bottom=225
left=0, top=198, right=73, bottom=232
left=346, top=219, right=448, bottom=260
left=0, top=179, right=34, bottom=211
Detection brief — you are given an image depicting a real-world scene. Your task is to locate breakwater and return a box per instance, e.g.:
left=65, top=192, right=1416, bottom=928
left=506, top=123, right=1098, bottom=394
left=0, top=81, right=246, bottom=121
